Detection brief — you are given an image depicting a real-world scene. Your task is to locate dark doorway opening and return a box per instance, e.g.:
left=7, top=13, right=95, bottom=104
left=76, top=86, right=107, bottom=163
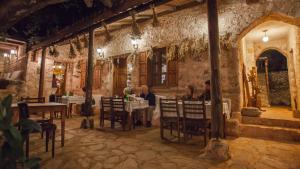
left=256, top=49, right=290, bottom=107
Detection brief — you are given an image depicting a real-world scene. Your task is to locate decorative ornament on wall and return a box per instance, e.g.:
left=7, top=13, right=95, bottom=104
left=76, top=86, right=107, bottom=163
left=151, top=4, right=160, bottom=27
left=74, top=36, right=83, bottom=54
left=130, top=10, right=142, bottom=39
left=69, top=41, right=77, bottom=59
left=83, top=34, right=89, bottom=48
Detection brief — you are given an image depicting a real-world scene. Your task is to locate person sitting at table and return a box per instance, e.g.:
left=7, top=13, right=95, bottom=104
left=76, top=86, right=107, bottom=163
left=182, top=85, right=194, bottom=100
left=140, top=85, right=156, bottom=127
left=198, top=80, right=211, bottom=101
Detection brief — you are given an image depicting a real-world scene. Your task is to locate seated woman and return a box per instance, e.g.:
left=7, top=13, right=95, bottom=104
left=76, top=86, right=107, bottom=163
left=181, top=85, right=195, bottom=100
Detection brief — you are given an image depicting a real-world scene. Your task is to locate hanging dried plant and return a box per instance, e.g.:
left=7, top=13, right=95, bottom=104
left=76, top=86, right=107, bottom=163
left=146, top=47, right=154, bottom=60
left=49, top=45, right=59, bottom=57
left=76, top=61, right=81, bottom=70
left=102, top=22, right=113, bottom=44
left=151, top=4, right=160, bottom=27
left=130, top=10, right=142, bottom=39
left=166, top=45, right=177, bottom=62
left=178, top=39, right=190, bottom=62
left=74, top=36, right=83, bottom=54
left=220, top=32, right=233, bottom=51
left=69, top=41, right=76, bottom=59
left=83, top=34, right=89, bottom=48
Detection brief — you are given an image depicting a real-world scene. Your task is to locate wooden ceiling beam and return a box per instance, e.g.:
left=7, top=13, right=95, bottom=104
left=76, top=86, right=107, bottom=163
left=0, top=0, right=69, bottom=32
left=30, top=0, right=172, bottom=50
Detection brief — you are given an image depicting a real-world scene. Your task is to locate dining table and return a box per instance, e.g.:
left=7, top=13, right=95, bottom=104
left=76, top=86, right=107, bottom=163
left=11, top=102, right=67, bottom=147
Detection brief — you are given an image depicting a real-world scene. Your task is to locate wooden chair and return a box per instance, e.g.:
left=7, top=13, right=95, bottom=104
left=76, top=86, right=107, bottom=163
left=182, top=99, right=211, bottom=146
left=100, top=97, right=113, bottom=128
left=112, top=98, right=129, bottom=131
left=17, top=102, right=56, bottom=159
left=49, top=95, right=62, bottom=118
left=21, top=97, right=50, bottom=137
left=160, top=98, right=181, bottom=142
left=21, top=97, right=45, bottom=103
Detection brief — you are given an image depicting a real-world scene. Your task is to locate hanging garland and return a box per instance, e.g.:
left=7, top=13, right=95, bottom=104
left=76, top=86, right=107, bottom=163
left=166, top=45, right=177, bottom=62
left=102, top=22, right=113, bottom=44
left=69, top=41, right=77, bottom=59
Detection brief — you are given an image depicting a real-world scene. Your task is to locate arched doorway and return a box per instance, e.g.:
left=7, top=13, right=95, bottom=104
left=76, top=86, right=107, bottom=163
left=256, top=49, right=291, bottom=108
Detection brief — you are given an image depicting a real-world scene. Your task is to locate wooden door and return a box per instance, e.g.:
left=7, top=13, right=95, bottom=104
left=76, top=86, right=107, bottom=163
left=139, top=52, right=149, bottom=86
left=113, top=57, right=127, bottom=96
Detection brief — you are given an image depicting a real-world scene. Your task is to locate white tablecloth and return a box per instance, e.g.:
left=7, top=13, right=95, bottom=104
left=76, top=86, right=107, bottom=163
left=61, top=96, right=85, bottom=105
left=125, top=100, right=149, bottom=114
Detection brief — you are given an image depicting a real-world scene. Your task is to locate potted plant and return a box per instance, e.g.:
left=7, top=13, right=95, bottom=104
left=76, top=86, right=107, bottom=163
left=0, top=95, right=41, bottom=169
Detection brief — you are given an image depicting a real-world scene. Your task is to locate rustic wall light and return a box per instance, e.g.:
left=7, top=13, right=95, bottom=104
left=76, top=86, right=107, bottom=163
left=96, top=48, right=105, bottom=59
left=131, top=38, right=139, bottom=50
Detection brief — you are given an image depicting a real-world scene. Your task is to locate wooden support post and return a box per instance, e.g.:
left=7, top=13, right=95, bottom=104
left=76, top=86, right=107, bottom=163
left=84, top=28, right=94, bottom=117
left=207, top=0, right=223, bottom=139
left=38, top=48, right=46, bottom=98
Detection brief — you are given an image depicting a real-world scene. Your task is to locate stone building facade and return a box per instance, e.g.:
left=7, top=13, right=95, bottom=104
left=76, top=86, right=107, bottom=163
left=13, top=0, right=300, bottom=113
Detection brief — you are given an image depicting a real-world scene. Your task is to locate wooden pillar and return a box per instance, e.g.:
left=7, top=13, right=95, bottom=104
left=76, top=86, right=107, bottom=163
left=38, top=48, right=46, bottom=98
left=84, top=28, right=94, bottom=116
left=207, top=0, right=223, bottom=139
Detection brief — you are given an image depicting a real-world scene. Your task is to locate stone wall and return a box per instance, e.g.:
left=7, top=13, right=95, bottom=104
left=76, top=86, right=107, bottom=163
left=20, top=0, right=299, bottom=112
left=269, top=71, right=291, bottom=106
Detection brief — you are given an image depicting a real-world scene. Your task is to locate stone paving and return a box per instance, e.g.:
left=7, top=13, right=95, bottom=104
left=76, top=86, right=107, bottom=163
left=28, top=117, right=300, bottom=169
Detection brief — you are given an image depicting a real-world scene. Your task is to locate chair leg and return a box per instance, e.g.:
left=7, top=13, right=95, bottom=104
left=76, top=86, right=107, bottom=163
left=26, top=135, right=29, bottom=159
left=160, top=122, right=164, bottom=140
left=204, top=128, right=207, bottom=146
left=52, top=129, right=55, bottom=158
left=45, top=130, right=49, bottom=152
left=177, top=122, right=180, bottom=143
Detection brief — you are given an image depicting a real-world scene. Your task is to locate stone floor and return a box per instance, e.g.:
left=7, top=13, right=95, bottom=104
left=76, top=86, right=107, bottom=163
left=28, top=117, right=300, bottom=169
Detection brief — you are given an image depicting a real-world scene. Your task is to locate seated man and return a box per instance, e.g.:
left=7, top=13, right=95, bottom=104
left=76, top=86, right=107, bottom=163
left=140, top=85, right=156, bottom=127
left=198, top=80, right=211, bottom=101
left=181, top=85, right=195, bottom=100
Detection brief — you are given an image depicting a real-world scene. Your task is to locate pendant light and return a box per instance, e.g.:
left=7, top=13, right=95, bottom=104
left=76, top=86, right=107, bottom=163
left=262, top=30, right=269, bottom=42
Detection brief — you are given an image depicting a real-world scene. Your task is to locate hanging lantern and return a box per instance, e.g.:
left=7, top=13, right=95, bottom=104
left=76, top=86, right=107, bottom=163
left=130, top=10, right=142, bottom=39
left=151, top=4, right=160, bottom=27
left=102, top=22, right=113, bottom=44
left=75, top=36, right=83, bottom=54
left=69, top=41, right=76, bottom=59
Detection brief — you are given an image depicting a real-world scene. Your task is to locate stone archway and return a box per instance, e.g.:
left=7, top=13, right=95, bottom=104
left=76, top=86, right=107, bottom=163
left=237, top=12, right=300, bottom=111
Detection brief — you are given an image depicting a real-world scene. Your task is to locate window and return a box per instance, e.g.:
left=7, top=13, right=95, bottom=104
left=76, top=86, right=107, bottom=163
left=139, top=47, right=178, bottom=87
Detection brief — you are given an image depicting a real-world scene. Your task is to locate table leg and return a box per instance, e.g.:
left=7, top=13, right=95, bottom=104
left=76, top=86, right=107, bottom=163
left=127, top=112, right=132, bottom=130
left=50, top=111, right=54, bottom=123
left=143, top=109, right=147, bottom=127
left=61, top=107, right=66, bottom=147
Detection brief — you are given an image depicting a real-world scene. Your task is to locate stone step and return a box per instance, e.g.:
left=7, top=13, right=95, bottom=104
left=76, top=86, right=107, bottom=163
left=240, top=124, right=300, bottom=142
left=242, top=116, right=300, bottom=129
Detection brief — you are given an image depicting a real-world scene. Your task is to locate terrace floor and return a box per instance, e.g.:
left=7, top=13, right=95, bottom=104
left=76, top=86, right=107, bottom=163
left=28, top=116, right=300, bottom=169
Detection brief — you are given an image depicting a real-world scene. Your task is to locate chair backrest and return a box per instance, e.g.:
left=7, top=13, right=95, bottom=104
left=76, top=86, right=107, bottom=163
left=112, top=98, right=125, bottom=112
left=17, top=101, right=29, bottom=120
left=101, top=97, right=112, bottom=112
left=160, top=98, right=179, bottom=118
left=21, top=97, right=45, bottom=103
left=182, top=99, right=206, bottom=120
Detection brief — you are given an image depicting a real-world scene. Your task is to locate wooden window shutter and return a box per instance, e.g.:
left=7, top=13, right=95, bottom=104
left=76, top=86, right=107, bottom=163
left=167, top=59, right=178, bottom=87
left=139, top=52, right=149, bottom=86
left=93, top=61, right=101, bottom=89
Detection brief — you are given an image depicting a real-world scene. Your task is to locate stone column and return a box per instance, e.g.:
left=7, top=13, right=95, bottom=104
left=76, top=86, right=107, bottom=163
left=84, top=28, right=94, bottom=117
left=38, top=48, right=46, bottom=98
left=201, top=0, right=230, bottom=162
left=207, top=0, right=223, bottom=139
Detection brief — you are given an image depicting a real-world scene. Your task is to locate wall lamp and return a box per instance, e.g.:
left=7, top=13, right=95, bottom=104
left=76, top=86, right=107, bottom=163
left=131, top=38, right=140, bottom=50
left=96, top=48, right=105, bottom=59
